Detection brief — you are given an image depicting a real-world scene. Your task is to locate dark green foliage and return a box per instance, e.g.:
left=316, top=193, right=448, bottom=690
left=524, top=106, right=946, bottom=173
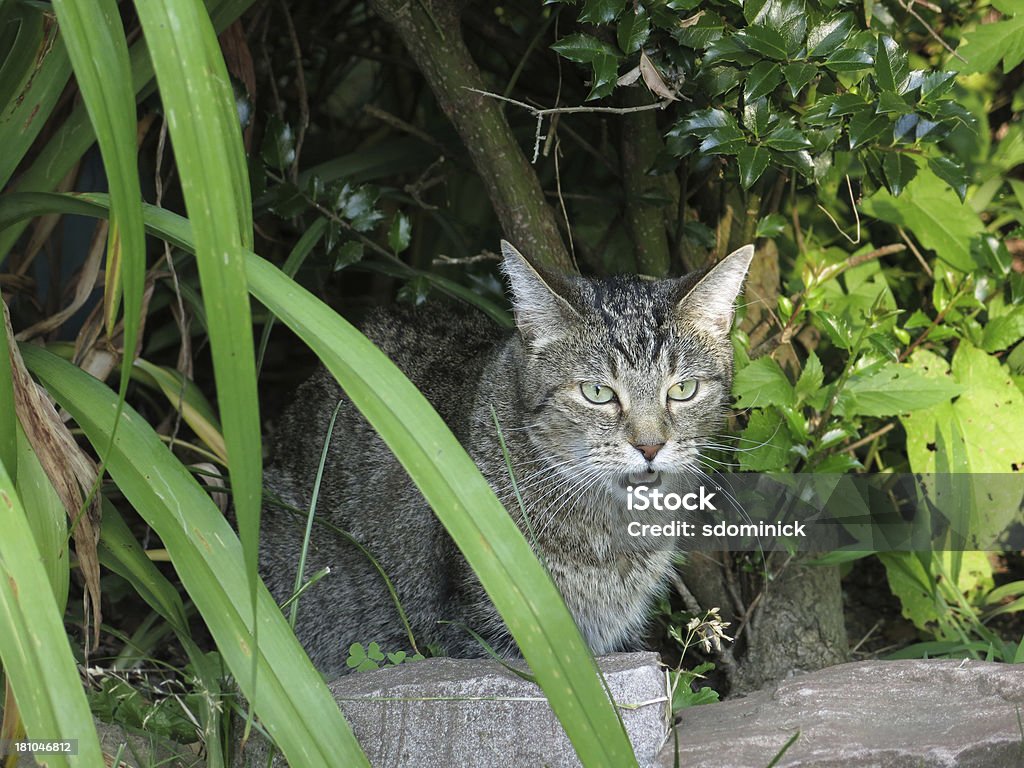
left=550, top=0, right=967, bottom=192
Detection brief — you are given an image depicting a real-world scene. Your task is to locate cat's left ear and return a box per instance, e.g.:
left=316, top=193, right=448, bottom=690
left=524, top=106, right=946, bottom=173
left=676, top=244, right=755, bottom=334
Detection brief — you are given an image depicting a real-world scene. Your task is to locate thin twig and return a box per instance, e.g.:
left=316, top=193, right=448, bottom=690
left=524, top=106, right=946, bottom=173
left=432, top=251, right=500, bottom=266
left=363, top=104, right=444, bottom=149
left=844, top=243, right=907, bottom=270
left=899, top=0, right=966, bottom=63
left=816, top=175, right=860, bottom=244
left=553, top=136, right=577, bottom=269
left=844, top=422, right=896, bottom=456
left=465, top=87, right=675, bottom=117
left=898, top=226, right=933, bottom=278
left=465, top=86, right=672, bottom=164
left=850, top=619, right=883, bottom=656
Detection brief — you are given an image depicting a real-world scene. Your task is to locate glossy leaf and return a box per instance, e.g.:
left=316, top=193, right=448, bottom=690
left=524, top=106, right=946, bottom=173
left=738, top=144, right=771, bottom=188
left=617, top=8, right=650, bottom=54
left=807, top=12, right=855, bottom=57
left=580, top=0, right=621, bottom=24
left=874, top=35, right=909, bottom=93
left=736, top=26, right=789, bottom=59
left=782, top=61, right=817, bottom=97
left=927, top=157, right=968, bottom=203
left=882, top=151, right=918, bottom=197
left=763, top=122, right=811, bottom=151
left=847, top=107, right=889, bottom=148
left=744, top=60, right=783, bottom=101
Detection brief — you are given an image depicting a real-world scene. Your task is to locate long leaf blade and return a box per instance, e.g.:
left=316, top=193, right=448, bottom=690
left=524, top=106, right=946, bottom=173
left=23, top=345, right=370, bottom=768
left=0, top=192, right=636, bottom=766
left=0, top=467, right=104, bottom=766
left=130, top=0, right=262, bottom=631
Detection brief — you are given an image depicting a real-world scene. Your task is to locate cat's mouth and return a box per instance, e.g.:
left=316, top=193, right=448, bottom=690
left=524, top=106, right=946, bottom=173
left=626, top=470, right=660, bottom=485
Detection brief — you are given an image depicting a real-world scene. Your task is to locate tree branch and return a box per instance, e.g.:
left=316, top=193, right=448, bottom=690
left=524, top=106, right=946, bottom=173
left=369, top=0, right=574, bottom=272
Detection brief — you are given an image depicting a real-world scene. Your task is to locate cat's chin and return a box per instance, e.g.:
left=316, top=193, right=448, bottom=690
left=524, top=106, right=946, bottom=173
left=625, top=470, right=660, bottom=486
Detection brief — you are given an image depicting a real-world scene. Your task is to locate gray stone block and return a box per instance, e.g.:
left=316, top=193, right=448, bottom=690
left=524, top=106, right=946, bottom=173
left=236, top=652, right=669, bottom=767
left=662, top=659, right=1024, bottom=768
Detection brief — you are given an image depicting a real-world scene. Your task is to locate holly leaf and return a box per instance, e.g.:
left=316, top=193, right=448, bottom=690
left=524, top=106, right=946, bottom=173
left=882, top=151, right=918, bottom=197
left=738, top=144, right=771, bottom=188
left=552, top=33, right=620, bottom=64
left=807, top=12, right=856, bottom=57
left=580, top=0, right=622, bottom=24
left=874, top=34, right=909, bottom=93
left=617, top=8, right=651, bottom=54
left=763, top=122, right=811, bottom=151
left=673, top=10, right=726, bottom=49
left=825, top=34, right=874, bottom=72
left=783, top=61, right=818, bottom=97
left=388, top=212, right=411, bottom=254
left=736, top=26, right=789, bottom=59
left=744, top=60, right=783, bottom=101
left=929, top=156, right=966, bottom=202
left=847, top=107, right=889, bottom=148
left=679, top=108, right=733, bottom=137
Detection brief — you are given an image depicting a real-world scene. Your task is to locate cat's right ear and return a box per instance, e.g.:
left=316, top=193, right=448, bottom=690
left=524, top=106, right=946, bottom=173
left=501, top=240, right=579, bottom=345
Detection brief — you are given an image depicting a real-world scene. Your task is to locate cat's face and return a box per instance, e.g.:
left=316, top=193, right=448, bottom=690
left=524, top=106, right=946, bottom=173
left=502, top=242, right=753, bottom=491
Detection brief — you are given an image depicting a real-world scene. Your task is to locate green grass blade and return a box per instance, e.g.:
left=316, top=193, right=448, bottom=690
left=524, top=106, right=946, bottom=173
left=23, top=345, right=370, bottom=768
left=244, top=251, right=637, bottom=768
left=0, top=467, right=104, bottom=766
left=0, top=0, right=255, bottom=261
left=0, top=191, right=640, bottom=765
left=0, top=2, right=72, bottom=192
left=50, top=0, right=146, bottom=446
left=14, top=423, right=70, bottom=608
left=98, top=501, right=190, bottom=633
left=131, top=0, right=262, bottom=618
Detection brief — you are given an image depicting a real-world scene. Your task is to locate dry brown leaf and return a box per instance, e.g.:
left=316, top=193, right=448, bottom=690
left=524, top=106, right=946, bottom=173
left=617, top=65, right=642, bottom=87
left=3, top=298, right=103, bottom=649
left=639, top=51, right=678, bottom=102
left=680, top=10, right=706, bottom=28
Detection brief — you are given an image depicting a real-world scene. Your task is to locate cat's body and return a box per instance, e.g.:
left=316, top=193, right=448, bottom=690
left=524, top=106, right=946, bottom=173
left=260, top=242, right=753, bottom=677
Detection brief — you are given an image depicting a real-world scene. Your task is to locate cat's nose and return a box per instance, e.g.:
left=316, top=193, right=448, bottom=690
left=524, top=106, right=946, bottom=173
left=633, top=443, right=664, bottom=462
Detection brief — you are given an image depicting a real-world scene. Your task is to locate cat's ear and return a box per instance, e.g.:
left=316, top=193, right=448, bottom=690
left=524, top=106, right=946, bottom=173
left=501, top=240, right=580, bottom=344
left=676, top=244, right=755, bottom=334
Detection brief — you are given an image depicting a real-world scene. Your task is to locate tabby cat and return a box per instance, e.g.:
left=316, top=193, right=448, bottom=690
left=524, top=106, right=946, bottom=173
left=260, top=241, right=754, bottom=677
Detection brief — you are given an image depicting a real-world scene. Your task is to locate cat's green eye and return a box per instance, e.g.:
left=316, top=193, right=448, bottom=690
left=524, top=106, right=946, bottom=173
left=667, top=379, right=699, bottom=402
left=580, top=382, right=617, bottom=404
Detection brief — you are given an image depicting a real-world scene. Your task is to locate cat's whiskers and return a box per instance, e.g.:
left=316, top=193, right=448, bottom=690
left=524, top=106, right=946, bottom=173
left=528, top=454, right=608, bottom=534
left=534, top=464, right=613, bottom=539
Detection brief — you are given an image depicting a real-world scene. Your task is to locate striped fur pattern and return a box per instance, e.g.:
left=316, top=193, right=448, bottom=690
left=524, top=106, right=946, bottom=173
left=259, top=242, right=753, bottom=676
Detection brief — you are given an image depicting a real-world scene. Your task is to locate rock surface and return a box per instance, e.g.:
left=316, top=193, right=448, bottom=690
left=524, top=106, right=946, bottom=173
left=236, top=652, right=668, bottom=767
left=664, top=659, right=1024, bottom=768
